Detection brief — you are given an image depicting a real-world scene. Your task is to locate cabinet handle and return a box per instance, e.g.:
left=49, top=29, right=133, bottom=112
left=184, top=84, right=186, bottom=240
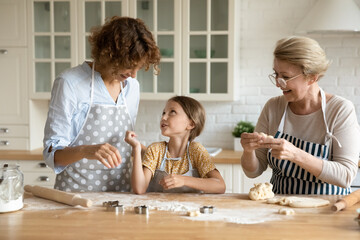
left=0, top=141, right=9, bottom=146
left=0, top=128, right=9, bottom=133
left=38, top=176, right=50, bottom=182
left=0, top=49, right=8, bottom=54
left=38, top=162, right=47, bottom=168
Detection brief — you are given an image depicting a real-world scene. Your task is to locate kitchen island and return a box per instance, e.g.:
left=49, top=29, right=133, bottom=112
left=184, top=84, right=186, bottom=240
left=0, top=192, right=359, bottom=240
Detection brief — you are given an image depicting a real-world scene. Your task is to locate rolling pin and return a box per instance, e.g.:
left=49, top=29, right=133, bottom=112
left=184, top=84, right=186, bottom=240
left=24, top=185, right=93, bottom=208
left=331, top=189, right=360, bottom=212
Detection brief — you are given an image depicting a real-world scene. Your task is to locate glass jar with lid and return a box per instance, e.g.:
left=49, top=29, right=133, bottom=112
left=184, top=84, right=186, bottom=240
left=0, top=164, right=24, bottom=213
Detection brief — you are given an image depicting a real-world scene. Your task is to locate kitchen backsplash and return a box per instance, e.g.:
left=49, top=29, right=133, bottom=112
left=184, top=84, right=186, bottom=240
left=135, top=0, right=360, bottom=149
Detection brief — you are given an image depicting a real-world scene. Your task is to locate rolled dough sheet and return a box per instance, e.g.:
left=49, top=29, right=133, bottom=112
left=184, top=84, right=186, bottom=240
left=267, top=196, right=330, bottom=208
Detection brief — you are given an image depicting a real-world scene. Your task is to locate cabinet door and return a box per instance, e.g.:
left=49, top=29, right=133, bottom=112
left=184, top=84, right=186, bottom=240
left=183, top=0, right=234, bottom=100
left=0, top=48, right=28, bottom=124
left=216, top=163, right=232, bottom=193
left=135, top=0, right=181, bottom=100
left=78, top=0, right=129, bottom=62
left=0, top=0, right=26, bottom=46
left=28, top=0, right=77, bottom=99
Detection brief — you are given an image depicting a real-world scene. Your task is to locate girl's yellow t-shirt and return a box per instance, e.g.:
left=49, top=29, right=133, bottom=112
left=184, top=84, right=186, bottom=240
left=142, top=141, right=216, bottom=178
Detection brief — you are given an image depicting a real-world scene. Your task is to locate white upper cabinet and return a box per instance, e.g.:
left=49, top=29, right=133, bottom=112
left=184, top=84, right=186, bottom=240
left=136, top=0, right=238, bottom=101
left=77, top=0, right=130, bottom=62
left=28, top=0, right=239, bottom=101
left=0, top=0, right=27, bottom=46
left=28, top=0, right=77, bottom=99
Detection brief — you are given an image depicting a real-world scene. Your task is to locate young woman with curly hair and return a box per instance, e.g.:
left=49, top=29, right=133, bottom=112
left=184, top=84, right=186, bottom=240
left=43, top=16, right=161, bottom=192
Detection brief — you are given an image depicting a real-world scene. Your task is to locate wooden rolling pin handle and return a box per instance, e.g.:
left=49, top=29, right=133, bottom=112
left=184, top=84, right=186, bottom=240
left=331, top=189, right=360, bottom=212
left=331, top=200, right=346, bottom=212
left=72, top=195, right=93, bottom=208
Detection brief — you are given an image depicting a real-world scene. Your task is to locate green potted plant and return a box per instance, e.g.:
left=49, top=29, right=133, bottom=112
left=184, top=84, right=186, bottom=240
left=232, top=121, right=255, bottom=151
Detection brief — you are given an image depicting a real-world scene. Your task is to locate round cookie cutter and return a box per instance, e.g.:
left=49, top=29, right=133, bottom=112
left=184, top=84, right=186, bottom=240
left=200, top=206, right=215, bottom=214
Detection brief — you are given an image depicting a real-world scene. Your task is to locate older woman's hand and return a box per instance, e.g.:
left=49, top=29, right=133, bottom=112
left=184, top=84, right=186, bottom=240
left=259, top=138, right=300, bottom=162
left=240, top=132, right=263, bottom=152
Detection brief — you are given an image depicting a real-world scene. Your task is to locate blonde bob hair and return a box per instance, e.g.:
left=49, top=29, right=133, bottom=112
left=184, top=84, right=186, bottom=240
left=274, top=36, right=330, bottom=79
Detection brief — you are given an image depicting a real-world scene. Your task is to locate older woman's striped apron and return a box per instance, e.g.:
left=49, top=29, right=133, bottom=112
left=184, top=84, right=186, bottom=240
left=267, top=88, right=351, bottom=195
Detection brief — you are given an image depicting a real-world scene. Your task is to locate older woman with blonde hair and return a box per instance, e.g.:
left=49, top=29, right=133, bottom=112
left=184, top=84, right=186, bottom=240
left=240, top=36, right=359, bottom=195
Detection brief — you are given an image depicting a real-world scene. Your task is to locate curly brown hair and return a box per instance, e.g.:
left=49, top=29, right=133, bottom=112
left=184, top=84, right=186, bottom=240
left=89, top=16, right=160, bottom=76
left=168, top=96, right=206, bottom=142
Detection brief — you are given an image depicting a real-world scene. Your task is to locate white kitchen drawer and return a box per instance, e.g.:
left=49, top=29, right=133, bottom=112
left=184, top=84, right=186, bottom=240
left=23, top=172, right=55, bottom=187
left=0, top=138, right=29, bottom=150
left=18, top=160, right=52, bottom=173
left=0, top=125, right=29, bottom=137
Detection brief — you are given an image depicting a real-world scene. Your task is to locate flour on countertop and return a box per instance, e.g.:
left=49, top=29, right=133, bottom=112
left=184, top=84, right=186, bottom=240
left=183, top=208, right=283, bottom=224
left=23, top=193, right=285, bottom=224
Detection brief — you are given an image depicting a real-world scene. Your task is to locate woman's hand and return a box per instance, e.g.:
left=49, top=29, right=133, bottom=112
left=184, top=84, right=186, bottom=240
left=125, top=131, right=141, bottom=149
left=240, top=132, right=263, bottom=152
left=159, top=174, right=185, bottom=190
left=83, top=143, right=122, bottom=168
left=259, top=137, right=300, bottom=161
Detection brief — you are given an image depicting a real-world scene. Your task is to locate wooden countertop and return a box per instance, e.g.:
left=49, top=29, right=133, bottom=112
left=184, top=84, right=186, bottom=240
left=0, top=192, right=359, bottom=240
left=0, top=148, right=243, bottom=164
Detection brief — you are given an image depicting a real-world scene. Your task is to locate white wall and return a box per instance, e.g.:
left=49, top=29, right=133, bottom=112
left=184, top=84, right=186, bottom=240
left=135, top=0, right=360, bottom=149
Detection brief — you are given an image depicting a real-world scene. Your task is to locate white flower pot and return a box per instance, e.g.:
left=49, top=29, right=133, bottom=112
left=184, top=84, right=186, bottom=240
left=234, top=137, right=243, bottom=151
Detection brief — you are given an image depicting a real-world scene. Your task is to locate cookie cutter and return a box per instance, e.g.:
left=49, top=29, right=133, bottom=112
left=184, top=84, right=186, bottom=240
left=103, top=201, right=124, bottom=213
left=106, top=204, right=124, bottom=213
left=134, top=205, right=149, bottom=214
left=103, top=200, right=119, bottom=207
left=200, top=206, right=215, bottom=214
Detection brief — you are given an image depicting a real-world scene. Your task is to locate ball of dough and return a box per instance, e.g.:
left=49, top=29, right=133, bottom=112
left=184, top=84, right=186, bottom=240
left=278, top=208, right=295, bottom=215
left=248, top=182, right=275, bottom=200
left=259, top=132, right=274, bottom=139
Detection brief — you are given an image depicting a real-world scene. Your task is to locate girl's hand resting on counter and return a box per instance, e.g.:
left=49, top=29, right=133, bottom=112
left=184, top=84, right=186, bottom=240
left=159, top=174, right=185, bottom=190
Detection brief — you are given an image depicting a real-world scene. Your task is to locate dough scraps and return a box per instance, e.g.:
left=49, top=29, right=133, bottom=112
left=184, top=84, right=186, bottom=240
left=249, top=182, right=275, bottom=200
left=278, top=208, right=295, bottom=215
left=267, top=196, right=330, bottom=208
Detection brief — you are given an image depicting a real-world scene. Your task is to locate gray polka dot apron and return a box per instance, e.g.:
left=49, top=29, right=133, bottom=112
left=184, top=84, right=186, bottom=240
left=268, top=88, right=351, bottom=195
left=147, top=142, right=202, bottom=193
left=54, top=63, right=134, bottom=192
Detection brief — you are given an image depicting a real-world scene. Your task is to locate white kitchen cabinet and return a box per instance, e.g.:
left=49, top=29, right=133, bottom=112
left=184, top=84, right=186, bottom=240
left=18, top=160, right=56, bottom=187
left=0, top=160, right=56, bottom=187
left=28, top=0, right=239, bottom=101
left=0, top=0, right=29, bottom=150
left=137, top=0, right=239, bottom=101
left=27, top=0, right=77, bottom=99
left=0, top=48, right=29, bottom=150
left=0, top=0, right=27, bottom=46
left=216, top=163, right=233, bottom=193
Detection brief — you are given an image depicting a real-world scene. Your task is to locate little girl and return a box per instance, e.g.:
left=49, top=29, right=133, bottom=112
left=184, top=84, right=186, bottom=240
left=125, top=96, right=226, bottom=194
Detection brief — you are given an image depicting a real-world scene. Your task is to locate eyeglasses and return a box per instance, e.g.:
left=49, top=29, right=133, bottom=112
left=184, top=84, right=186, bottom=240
left=268, top=73, right=303, bottom=88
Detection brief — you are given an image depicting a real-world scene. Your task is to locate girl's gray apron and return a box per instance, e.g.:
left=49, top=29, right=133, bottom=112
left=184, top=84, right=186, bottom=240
left=147, top=142, right=201, bottom=193
left=268, top=88, right=351, bottom=195
left=54, top=63, right=134, bottom=192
